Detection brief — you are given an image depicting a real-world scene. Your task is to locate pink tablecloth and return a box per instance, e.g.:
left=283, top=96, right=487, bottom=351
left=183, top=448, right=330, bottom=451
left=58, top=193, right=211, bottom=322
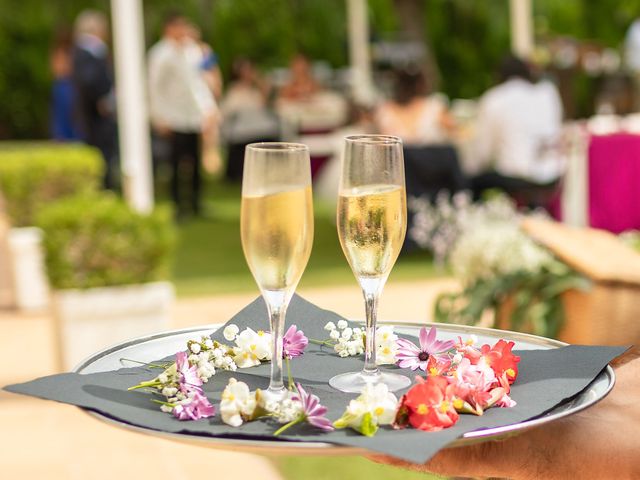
left=588, top=133, right=640, bottom=233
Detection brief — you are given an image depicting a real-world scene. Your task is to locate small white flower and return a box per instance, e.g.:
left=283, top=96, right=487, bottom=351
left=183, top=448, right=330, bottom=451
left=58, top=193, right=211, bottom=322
left=324, top=321, right=337, bottom=331
left=334, top=383, right=399, bottom=435
left=376, top=343, right=398, bottom=365
left=452, top=352, right=463, bottom=364
left=160, top=404, right=173, bottom=413
left=341, top=327, right=353, bottom=340
left=161, top=386, right=178, bottom=397
left=329, top=329, right=340, bottom=340
left=465, top=334, right=478, bottom=346
left=352, top=327, right=362, bottom=337
left=233, top=328, right=270, bottom=368
left=223, top=324, right=240, bottom=342
left=190, top=343, right=201, bottom=354
left=220, top=378, right=257, bottom=427
left=158, top=373, right=168, bottom=384
left=337, top=320, right=348, bottom=330
left=338, top=349, right=350, bottom=358
left=204, top=338, right=214, bottom=349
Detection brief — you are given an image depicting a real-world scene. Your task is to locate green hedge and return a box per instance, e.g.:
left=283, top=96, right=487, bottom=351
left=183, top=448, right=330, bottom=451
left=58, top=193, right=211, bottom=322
left=37, top=193, right=176, bottom=290
left=0, top=142, right=103, bottom=227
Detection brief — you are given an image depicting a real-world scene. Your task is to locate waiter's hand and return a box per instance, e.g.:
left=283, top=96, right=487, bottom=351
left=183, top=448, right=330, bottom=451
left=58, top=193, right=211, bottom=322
left=368, top=347, right=640, bottom=480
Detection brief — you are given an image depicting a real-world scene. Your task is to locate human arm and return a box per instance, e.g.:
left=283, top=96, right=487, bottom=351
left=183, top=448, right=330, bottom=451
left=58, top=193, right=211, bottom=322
left=369, top=347, right=640, bottom=479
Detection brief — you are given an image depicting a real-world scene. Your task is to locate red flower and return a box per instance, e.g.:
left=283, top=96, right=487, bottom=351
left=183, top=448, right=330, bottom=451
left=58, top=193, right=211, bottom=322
left=425, top=355, right=452, bottom=376
left=479, top=340, right=520, bottom=387
left=395, top=376, right=459, bottom=431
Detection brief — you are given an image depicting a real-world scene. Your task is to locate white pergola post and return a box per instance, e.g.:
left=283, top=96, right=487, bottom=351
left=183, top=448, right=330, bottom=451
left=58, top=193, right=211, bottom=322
left=510, top=0, right=534, bottom=58
left=111, top=0, right=154, bottom=214
left=347, top=0, right=375, bottom=104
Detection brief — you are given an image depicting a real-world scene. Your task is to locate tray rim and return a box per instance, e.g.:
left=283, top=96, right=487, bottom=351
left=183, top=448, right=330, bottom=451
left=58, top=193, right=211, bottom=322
left=73, top=321, right=616, bottom=455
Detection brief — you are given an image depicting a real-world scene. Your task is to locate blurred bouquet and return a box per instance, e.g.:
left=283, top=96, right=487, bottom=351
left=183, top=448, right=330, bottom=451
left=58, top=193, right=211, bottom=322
left=409, top=192, right=588, bottom=338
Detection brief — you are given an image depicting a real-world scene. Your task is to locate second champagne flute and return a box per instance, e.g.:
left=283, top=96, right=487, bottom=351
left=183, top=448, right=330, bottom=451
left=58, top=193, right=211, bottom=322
left=240, top=143, right=314, bottom=400
left=329, top=135, right=411, bottom=393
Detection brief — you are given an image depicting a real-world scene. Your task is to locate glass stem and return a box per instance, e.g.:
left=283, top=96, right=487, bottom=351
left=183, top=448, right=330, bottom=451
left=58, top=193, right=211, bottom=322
left=361, top=277, right=384, bottom=376
left=265, top=292, right=288, bottom=395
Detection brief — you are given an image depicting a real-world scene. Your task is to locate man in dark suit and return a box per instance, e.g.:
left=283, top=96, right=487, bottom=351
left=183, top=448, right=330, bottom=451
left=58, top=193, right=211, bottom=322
left=72, top=10, right=118, bottom=189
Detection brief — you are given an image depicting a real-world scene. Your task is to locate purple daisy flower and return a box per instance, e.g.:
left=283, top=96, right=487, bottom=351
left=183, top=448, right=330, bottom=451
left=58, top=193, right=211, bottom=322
left=176, top=351, right=203, bottom=392
left=283, top=325, right=309, bottom=359
left=292, top=383, right=334, bottom=431
left=172, top=390, right=216, bottom=421
left=395, top=326, right=455, bottom=371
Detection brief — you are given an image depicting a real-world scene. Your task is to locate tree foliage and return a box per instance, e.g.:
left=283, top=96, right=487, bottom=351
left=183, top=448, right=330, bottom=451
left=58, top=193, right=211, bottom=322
left=2, top=0, right=640, bottom=138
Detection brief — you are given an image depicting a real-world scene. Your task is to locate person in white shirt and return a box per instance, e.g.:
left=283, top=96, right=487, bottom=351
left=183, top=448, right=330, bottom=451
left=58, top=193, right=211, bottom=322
left=470, top=55, right=563, bottom=204
left=375, top=69, right=452, bottom=146
left=148, top=11, right=216, bottom=217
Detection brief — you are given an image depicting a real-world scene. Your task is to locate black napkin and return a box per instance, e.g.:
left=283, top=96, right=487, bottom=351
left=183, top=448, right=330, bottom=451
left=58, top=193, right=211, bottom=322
left=4, top=295, right=627, bottom=464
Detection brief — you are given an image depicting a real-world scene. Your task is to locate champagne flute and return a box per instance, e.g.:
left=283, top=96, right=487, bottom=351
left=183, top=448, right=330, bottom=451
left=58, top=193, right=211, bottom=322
left=240, top=143, right=314, bottom=400
left=329, top=135, right=411, bottom=393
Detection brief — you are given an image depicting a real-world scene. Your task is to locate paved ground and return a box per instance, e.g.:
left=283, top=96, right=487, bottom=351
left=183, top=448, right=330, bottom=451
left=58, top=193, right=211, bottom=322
left=0, top=278, right=457, bottom=479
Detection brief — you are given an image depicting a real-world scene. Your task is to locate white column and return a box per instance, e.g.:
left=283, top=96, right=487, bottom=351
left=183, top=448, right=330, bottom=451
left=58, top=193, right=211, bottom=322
left=509, top=0, right=534, bottom=58
left=347, top=0, right=375, bottom=104
left=111, top=0, right=154, bottom=213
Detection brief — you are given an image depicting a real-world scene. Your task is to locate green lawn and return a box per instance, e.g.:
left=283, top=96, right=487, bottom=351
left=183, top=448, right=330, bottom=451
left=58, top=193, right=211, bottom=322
left=275, top=455, right=442, bottom=480
left=171, top=180, right=442, bottom=297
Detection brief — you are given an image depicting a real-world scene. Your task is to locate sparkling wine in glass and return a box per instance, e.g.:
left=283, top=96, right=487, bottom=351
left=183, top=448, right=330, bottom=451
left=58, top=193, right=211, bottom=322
left=329, top=135, right=411, bottom=393
left=240, top=143, right=314, bottom=400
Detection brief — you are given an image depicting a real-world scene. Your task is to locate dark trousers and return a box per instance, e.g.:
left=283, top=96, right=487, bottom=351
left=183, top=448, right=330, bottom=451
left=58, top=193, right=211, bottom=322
left=471, top=171, right=559, bottom=209
left=169, top=131, right=202, bottom=215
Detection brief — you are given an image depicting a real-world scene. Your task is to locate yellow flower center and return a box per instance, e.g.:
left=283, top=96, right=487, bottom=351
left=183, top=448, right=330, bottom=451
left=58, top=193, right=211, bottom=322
left=506, top=368, right=515, bottom=378
left=453, top=398, right=464, bottom=409
left=439, top=401, right=450, bottom=414
left=465, top=338, right=474, bottom=346
left=382, top=333, right=389, bottom=340
left=226, top=394, right=235, bottom=402
left=383, top=347, right=391, bottom=355
left=429, top=367, right=439, bottom=376
left=257, top=330, right=265, bottom=336
left=417, top=404, right=429, bottom=415
left=242, top=352, right=249, bottom=359
left=250, top=344, right=257, bottom=351
left=374, top=406, right=385, bottom=417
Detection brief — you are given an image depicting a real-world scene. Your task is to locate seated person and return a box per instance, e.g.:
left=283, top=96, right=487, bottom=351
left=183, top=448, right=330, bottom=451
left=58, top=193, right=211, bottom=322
left=469, top=55, right=564, bottom=205
left=375, top=67, right=453, bottom=146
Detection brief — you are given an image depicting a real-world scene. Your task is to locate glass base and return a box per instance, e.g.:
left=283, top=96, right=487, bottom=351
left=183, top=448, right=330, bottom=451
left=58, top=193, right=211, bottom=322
left=329, top=370, right=411, bottom=393
left=262, top=386, right=287, bottom=403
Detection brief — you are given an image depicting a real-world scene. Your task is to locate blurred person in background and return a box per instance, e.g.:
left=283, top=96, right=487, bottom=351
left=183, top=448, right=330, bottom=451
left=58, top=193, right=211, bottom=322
left=148, top=11, right=217, bottom=218
left=50, top=28, right=79, bottom=141
left=375, top=68, right=453, bottom=146
left=469, top=55, right=563, bottom=206
left=219, top=58, right=278, bottom=182
left=71, top=10, right=117, bottom=189
left=185, top=21, right=224, bottom=176
left=278, top=53, right=320, bottom=102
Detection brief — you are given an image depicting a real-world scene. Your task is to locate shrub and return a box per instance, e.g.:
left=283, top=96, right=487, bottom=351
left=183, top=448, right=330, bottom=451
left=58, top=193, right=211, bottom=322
left=0, top=142, right=103, bottom=227
left=36, top=193, right=176, bottom=290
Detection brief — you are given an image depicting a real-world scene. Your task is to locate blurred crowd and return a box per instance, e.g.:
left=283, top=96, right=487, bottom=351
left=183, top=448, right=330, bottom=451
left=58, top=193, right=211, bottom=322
left=50, top=9, right=607, bottom=219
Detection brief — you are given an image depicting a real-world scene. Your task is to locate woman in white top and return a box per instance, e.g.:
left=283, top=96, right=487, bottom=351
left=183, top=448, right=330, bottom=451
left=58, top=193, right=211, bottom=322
left=375, top=69, right=452, bottom=145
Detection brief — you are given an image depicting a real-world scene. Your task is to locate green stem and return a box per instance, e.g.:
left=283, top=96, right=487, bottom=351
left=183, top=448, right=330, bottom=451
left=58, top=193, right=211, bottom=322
left=151, top=399, right=176, bottom=407
left=286, top=357, right=294, bottom=391
left=273, top=417, right=304, bottom=436
left=309, top=339, right=334, bottom=347
left=120, top=358, right=172, bottom=369
left=127, top=380, right=162, bottom=391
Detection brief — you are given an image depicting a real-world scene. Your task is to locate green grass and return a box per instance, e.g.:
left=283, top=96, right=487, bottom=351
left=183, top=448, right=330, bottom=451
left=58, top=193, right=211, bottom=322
left=274, top=455, right=443, bottom=480
left=171, top=180, right=441, bottom=297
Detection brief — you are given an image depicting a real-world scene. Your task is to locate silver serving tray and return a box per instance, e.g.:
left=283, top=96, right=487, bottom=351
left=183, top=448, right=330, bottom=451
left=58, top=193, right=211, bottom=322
left=73, top=322, right=615, bottom=456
